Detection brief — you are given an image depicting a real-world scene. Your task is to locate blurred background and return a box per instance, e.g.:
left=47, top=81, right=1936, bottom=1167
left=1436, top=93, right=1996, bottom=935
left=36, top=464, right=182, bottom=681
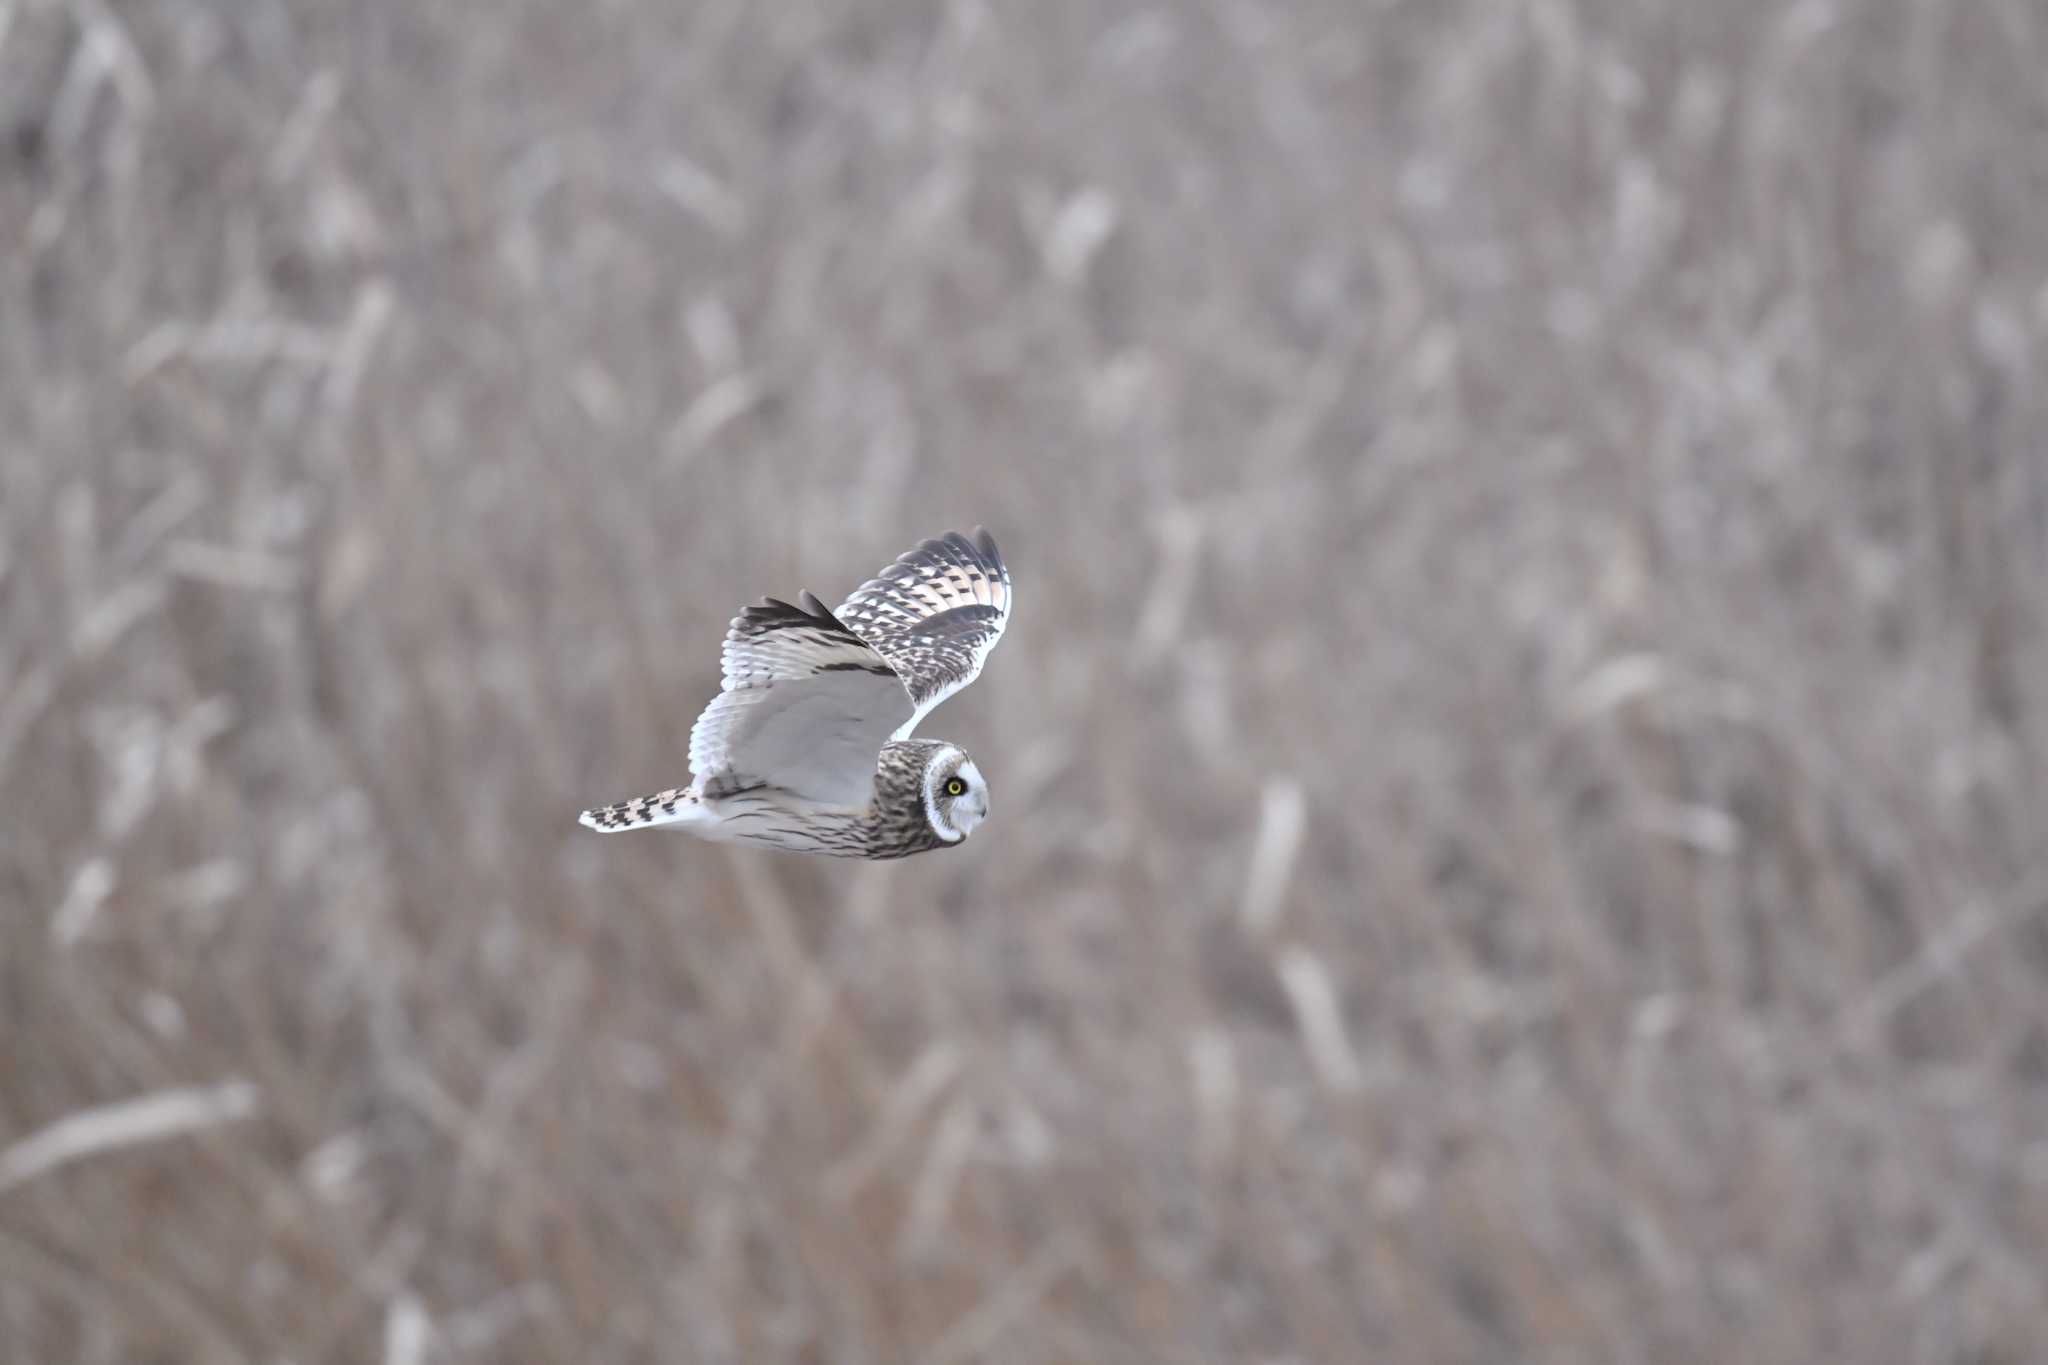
left=3, top=0, right=2046, bottom=1360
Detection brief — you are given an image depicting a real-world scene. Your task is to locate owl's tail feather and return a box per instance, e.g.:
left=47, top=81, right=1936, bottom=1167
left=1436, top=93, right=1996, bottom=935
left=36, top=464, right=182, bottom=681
left=578, top=785, right=707, bottom=832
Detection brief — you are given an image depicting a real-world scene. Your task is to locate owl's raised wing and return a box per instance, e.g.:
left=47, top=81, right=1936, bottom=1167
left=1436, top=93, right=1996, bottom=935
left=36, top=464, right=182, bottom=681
left=686, top=593, right=914, bottom=806
left=834, top=528, right=1012, bottom=739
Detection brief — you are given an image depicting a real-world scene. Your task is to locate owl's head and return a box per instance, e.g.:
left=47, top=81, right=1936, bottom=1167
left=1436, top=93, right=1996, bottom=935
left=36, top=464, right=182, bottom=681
left=924, top=746, right=990, bottom=844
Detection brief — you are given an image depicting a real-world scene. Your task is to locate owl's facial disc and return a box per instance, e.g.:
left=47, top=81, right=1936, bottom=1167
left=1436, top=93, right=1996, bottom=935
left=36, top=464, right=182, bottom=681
left=930, top=755, right=988, bottom=842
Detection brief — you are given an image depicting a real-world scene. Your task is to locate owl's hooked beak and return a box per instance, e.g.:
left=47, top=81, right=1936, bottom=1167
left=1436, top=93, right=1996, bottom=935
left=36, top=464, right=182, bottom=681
left=951, top=789, right=988, bottom=839
left=948, top=761, right=990, bottom=839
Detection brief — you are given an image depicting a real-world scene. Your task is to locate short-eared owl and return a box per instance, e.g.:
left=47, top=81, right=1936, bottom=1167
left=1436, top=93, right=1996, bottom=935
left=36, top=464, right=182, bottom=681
left=578, top=529, right=1012, bottom=858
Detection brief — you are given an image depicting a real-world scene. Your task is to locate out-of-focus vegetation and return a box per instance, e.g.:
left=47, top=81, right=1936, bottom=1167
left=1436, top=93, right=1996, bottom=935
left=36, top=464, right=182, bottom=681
left=3, top=0, right=2046, bottom=1360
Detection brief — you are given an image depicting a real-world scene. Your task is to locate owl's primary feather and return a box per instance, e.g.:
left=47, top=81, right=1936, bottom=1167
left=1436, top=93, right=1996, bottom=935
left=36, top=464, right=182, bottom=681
left=835, top=529, right=1012, bottom=735
left=577, top=529, right=1010, bottom=858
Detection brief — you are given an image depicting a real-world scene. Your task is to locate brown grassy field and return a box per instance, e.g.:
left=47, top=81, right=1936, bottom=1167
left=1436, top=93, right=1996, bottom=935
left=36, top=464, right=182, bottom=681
left=4, top=0, right=2047, bottom=1360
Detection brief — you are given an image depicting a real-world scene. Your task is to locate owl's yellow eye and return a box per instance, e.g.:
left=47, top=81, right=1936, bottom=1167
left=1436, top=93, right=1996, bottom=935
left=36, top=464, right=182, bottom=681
left=944, top=777, right=966, bottom=797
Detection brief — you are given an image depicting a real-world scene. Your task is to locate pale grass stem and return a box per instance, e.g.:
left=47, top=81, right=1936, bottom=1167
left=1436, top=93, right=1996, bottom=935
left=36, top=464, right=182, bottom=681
left=0, top=1081, right=260, bottom=1194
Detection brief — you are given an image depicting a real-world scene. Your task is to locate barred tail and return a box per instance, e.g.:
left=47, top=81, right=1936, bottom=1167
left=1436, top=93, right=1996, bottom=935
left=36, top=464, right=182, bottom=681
left=578, top=785, right=705, bottom=832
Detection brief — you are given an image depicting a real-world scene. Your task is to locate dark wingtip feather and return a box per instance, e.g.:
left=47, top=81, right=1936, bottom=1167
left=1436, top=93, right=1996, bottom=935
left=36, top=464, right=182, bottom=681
left=798, top=589, right=849, bottom=627
left=868, top=529, right=1007, bottom=590
left=740, top=596, right=812, bottom=632
left=935, top=527, right=1003, bottom=572
left=736, top=591, right=860, bottom=645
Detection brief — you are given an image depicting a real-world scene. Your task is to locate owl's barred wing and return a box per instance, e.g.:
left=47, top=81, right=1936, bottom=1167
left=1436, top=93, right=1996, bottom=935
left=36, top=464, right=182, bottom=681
left=583, top=533, right=1008, bottom=832
left=834, top=528, right=1012, bottom=738
left=714, top=592, right=892, bottom=692
left=685, top=595, right=914, bottom=806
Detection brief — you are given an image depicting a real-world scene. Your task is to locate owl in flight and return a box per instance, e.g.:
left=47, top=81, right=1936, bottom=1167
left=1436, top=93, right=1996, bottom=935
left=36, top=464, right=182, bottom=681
left=579, top=529, right=1012, bottom=859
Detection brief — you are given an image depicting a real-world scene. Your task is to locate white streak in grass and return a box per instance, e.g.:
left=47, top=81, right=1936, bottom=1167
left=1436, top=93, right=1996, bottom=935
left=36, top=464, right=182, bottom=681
left=1083, top=348, right=1161, bottom=434
left=1566, top=652, right=1667, bottom=721
left=47, top=2, right=152, bottom=161
left=1828, top=890, right=2048, bottom=1061
left=995, top=1093, right=1054, bottom=1169
left=1095, top=11, right=1179, bottom=72
left=383, top=1055, right=521, bottom=1185
left=1238, top=777, right=1306, bottom=939
left=383, top=1292, right=432, bottom=1365
left=268, top=68, right=343, bottom=181
left=656, top=156, right=747, bottom=239
left=1176, top=640, right=1236, bottom=771
left=323, top=281, right=396, bottom=422
left=667, top=373, right=764, bottom=466
left=1041, top=188, right=1119, bottom=285
left=685, top=295, right=742, bottom=374
left=165, top=697, right=235, bottom=797
left=1633, top=800, right=1742, bottom=855
left=1894, top=1227, right=1968, bottom=1303
left=122, top=320, right=332, bottom=381
left=111, top=471, right=206, bottom=567
left=302, top=1131, right=369, bottom=1203
left=1133, top=507, right=1203, bottom=666
left=165, top=540, right=299, bottom=592
left=72, top=579, right=164, bottom=660
left=569, top=362, right=622, bottom=427
left=49, top=857, right=116, bottom=948
left=0, top=1080, right=260, bottom=1193
left=1189, top=1027, right=1238, bottom=1170
left=83, top=2, right=154, bottom=112
left=897, top=166, right=967, bottom=246
left=1275, top=947, right=1364, bottom=1096
left=1779, top=0, right=1841, bottom=48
